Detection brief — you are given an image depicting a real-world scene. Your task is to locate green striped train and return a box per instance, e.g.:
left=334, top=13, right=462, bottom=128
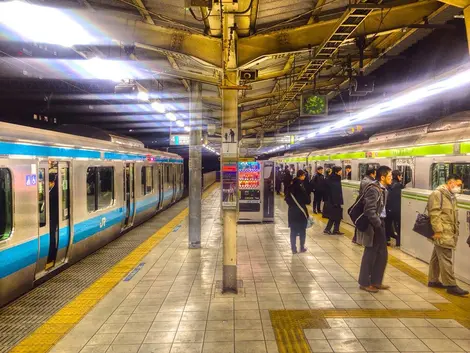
left=0, top=122, right=184, bottom=307
left=272, top=111, right=470, bottom=284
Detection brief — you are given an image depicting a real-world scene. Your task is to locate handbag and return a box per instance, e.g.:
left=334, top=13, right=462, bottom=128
left=347, top=184, right=380, bottom=232
left=412, top=193, right=442, bottom=238
left=291, top=194, right=314, bottom=228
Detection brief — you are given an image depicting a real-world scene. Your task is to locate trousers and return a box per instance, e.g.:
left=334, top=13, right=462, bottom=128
left=358, top=221, right=388, bottom=287
left=428, top=245, right=457, bottom=286
left=325, top=219, right=340, bottom=232
left=313, top=191, right=323, bottom=212
left=385, top=212, right=401, bottom=246
left=290, top=226, right=306, bottom=252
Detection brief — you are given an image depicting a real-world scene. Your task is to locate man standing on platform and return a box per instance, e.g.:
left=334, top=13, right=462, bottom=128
left=311, top=166, right=326, bottom=214
left=357, top=166, right=392, bottom=293
left=427, top=175, right=469, bottom=296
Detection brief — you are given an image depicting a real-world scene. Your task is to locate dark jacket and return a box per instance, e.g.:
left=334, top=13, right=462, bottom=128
left=356, top=181, right=387, bottom=247
left=311, top=173, right=326, bottom=193
left=286, top=178, right=310, bottom=228
left=386, top=179, right=404, bottom=215
left=283, top=170, right=292, bottom=186
left=323, top=174, right=344, bottom=221
left=359, top=175, right=375, bottom=195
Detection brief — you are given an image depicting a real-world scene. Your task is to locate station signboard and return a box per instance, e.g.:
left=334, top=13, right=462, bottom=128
left=169, top=134, right=190, bottom=146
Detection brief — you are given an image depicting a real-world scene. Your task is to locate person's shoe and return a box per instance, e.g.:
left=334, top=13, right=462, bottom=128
left=360, top=285, right=379, bottom=293
left=446, top=286, right=469, bottom=296
left=333, top=231, right=345, bottom=235
left=373, top=284, right=390, bottom=290
left=323, top=230, right=332, bottom=235
left=313, top=210, right=318, bottom=214
left=428, top=281, right=445, bottom=288
left=300, top=247, right=308, bottom=253
left=292, top=250, right=298, bottom=254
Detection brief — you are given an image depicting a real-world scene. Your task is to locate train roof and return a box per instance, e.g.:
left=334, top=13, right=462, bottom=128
left=0, top=121, right=183, bottom=162
left=272, top=111, right=470, bottom=162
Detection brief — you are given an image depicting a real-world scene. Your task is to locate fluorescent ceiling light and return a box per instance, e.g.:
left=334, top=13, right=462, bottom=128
left=166, top=112, right=177, bottom=121
left=137, top=91, right=149, bottom=101
left=0, top=1, right=94, bottom=47
left=184, top=126, right=191, bottom=132
left=176, top=120, right=185, bottom=127
left=80, top=58, right=135, bottom=82
left=151, top=101, right=166, bottom=114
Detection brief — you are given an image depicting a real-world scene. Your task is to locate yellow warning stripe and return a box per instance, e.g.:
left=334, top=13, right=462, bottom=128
left=10, top=183, right=219, bottom=353
left=268, top=213, right=470, bottom=353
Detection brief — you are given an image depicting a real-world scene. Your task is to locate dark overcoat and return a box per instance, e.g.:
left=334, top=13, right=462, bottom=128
left=286, top=178, right=310, bottom=228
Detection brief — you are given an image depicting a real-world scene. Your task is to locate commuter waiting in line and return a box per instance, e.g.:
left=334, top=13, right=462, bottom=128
left=283, top=166, right=292, bottom=194
left=345, top=165, right=352, bottom=180
left=285, top=170, right=311, bottom=254
left=275, top=166, right=283, bottom=195
left=427, top=174, right=469, bottom=296
left=352, top=167, right=377, bottom=244
left=385, top=170, right=404, bottom=247
left=323, top=166, right=344, bottom=235
left=311, top=166, right=326, bottom=214
left=357, top=166, right=392, bottom=293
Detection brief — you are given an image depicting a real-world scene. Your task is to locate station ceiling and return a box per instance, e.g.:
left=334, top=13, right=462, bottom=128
left=0, top=0, right=467, bottom=156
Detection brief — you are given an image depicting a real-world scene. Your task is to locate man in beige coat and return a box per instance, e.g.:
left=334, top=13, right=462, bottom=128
left=427, top=174, right=469, bottom=296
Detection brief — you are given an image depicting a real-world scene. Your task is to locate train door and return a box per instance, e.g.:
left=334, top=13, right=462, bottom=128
left=46, top=161, right=71, bottom=269
left=172, top=165, right=177, bottom=202
left=123, top=163, right=135, bottom=229
left=157, top=164, right=163, bottom=210
left=394, top=158, right=415, bottom=188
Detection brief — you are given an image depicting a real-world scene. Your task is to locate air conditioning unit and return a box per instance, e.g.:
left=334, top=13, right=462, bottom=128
left=349, top=76, right=375, bottom=97
left=240, top=69, right=258, bottom=81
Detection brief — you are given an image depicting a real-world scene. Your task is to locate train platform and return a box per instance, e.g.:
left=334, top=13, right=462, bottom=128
left=8, top=185, right=470, bottom=353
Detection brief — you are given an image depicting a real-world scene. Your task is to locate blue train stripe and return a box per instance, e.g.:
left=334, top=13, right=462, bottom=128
left=0, top=141, right=101, bottom=159
left=1, top=190, right=178, bottom=279
left=73, top=208, right=124, bottom=244
left=39, top=233, right=50, bottom=259
left=0, top=238, right=38, bottom=278
left=0, top=141, right=183, bottom=163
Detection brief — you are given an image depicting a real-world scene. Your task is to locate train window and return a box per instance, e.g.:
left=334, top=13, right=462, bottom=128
left=141, top=166, right=153, bottom=195
left=397, top=165, right=413, bottom=187
left=451, top=164, right=470, bottom=195
left=0, top=169, right=13, bottom=241
left=359, top=163, right=380, bottom=179
left=61, top=167, right=70, bottom=221
left=87, top=167, right=114, bottom=212
left=38, top=169, right=46, bottom=227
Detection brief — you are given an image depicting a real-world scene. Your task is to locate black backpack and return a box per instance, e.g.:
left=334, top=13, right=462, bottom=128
left=347, top=184, right=380, bottom=232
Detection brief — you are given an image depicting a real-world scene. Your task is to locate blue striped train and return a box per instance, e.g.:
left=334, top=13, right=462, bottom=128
left=0, top=122, right=184, bottom=306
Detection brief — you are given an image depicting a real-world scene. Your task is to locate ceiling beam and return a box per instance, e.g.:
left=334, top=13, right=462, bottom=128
left=131, top=0, right=155, bottom=25
left=249, top=0, right=260, bottom=34
left=438, top=0, right=470, bottom=7
left=237, top=0, right=444, bottom=65
left=307, top=0, right=327, bottom=24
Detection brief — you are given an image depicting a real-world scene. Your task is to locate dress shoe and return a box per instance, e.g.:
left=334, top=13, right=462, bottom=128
left=446, top=286, right=469, bottom=296
left=333, top=231, right=345, bottom=235
left=373, top=284, right=390, bottom=290
left=428, top=281, right=445, bottom=288
left=323, top=230, right=332, bottom=235
left=360, top=285, right=379, bottom=293
left=300, top=248, right=308, bottom=253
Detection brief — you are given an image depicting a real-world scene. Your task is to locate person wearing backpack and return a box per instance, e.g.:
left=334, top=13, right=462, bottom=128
left=352, top=168, right=377, bottom=244
left=427, top=174, right=468, bottom=296
left=285, top=170, right=311, bottom=254
left=357, top=166, right=392, bottom=293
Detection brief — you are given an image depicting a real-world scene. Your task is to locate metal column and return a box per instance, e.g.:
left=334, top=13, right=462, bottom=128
left=465, top=6, right=470, bottom=55
left=189, top=81, right=202, bottom=249
left=221, top=11, right=239, bottom=293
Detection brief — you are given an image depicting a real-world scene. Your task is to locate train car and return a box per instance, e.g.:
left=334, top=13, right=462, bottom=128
left=0, top=122, right=184, bottom=306
left=271, top=111, right=470, bottom=284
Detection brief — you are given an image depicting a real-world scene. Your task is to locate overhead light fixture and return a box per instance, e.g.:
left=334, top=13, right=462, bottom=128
left=176, top=120, right=185, bottom=127
left=166, top=112, right=177, bottom=121
left=151, top=101, right=166, bottom=114
left=137, top=91, right=149, bottom=101
left=184, top=126, right=191, bottom=132
left=0, top=1, right=94, bottom=47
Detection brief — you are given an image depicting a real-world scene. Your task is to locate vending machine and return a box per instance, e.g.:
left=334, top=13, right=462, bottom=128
left=238, top=160, right=275, bottom=223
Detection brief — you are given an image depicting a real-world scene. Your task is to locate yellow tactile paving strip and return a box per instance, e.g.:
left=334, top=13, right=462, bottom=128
left=270, top=214, right=470, bottom=353
left=10, top=183, right=219, bottom=353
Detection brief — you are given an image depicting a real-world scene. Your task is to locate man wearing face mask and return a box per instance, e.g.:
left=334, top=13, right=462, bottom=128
left=427, top=174, right=469, bottom=296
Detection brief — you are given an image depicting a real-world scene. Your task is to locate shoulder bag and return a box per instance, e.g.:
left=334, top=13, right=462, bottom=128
left=291, top=194, right=314, bottom=228
left=412, top=193, right=443, bottom=238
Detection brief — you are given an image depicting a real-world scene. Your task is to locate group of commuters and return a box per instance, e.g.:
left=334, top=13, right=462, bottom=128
left=282, top=164, right=469, bottom=297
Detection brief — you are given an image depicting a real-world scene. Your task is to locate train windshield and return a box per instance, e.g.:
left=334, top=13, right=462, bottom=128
left=431, top=163, right=470, bottom=195
left=0, top=169, right=13, bottom=240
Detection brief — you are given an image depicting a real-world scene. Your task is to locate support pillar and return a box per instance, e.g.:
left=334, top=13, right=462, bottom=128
left=465, top=6, right=470, bottom=55
left=189, top=81, right=202, bottom=249
left=221, top=11, right=239, bottom=293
